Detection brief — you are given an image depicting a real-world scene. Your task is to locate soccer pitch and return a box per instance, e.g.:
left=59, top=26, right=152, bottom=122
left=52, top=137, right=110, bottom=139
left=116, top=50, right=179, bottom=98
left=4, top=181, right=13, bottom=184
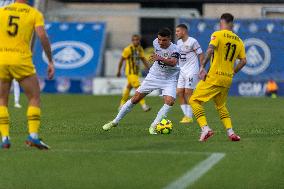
left=0, top=95, right=283, bottom=189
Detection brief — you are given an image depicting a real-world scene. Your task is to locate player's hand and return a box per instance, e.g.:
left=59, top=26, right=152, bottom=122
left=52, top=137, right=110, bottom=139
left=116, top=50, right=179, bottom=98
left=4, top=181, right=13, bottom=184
left=47, top=62, right=55, bottom=80
left=150, top=53, right=163, bottom=62
left=116, top=71, right=121, bottom=77
left=199, top=67, right=207, bottom=81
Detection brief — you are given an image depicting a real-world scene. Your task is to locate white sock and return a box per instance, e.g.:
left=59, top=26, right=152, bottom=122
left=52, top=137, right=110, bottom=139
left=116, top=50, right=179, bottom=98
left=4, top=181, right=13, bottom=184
left=151, top=104, right=172, bottom=127
left=227, top=128, right=234, bottom=136
left=30, top=133, right=39, bottom=139
left=187, top=105, right=193, bottom=118
left=201, top=125, right=210, bottom=132
left=2, top=136, right=9, bottom=142
left=180, top=104, right=187, bottom=116
left=113, top=100, right=135, bottom=124
left=13, top=80, right=20, bottom=105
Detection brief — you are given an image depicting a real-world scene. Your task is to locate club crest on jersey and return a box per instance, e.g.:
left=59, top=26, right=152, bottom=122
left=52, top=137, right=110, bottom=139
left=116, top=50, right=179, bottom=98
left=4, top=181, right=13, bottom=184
left=42, top=41, right=94, bottom=69
left=163, top=53, right=169, bottom=58
left=241, top=38, right=271, bottom=75
left=211, top=36, right=216, bottom=40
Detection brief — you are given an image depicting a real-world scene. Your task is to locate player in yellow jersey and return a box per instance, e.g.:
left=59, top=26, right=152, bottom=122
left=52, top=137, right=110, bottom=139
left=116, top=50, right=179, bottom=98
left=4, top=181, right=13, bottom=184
left=189, top=13, right=247, bottom=142
left=117, top=34, right=151, bottom=112
left=0, top=0, right=54, bottom=149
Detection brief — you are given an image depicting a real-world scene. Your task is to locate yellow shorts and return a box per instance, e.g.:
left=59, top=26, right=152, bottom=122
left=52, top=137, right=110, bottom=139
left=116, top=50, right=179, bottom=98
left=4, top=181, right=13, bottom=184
left=0, top=63, right=36, bottom=81
left=190, top=80, right=229, bottom=108
left=127, top=75, right=141, bottom=88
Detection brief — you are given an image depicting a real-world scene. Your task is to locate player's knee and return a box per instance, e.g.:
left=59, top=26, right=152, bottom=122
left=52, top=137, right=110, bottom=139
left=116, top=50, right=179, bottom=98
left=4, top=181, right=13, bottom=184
left=164, top=97, right=175, bottom=106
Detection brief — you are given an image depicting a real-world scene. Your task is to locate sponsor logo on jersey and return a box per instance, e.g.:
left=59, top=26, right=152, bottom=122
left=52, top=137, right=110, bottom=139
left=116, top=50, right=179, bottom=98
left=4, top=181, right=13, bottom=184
left=242, top=38, right=271, bottom=75
left=42, top=41, right=94, bottom=69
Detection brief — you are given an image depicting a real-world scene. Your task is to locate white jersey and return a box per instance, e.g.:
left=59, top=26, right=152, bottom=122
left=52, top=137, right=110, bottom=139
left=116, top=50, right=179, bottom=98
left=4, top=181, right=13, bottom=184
left=149, top=38, right=180, bottom=80
left=177, top=37, right=202, bottom=74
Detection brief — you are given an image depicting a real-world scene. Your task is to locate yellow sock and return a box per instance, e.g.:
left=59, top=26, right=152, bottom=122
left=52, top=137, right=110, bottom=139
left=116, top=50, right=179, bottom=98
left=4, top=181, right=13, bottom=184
left=120, top=88, right=130, bottom=106
left=139, top=98, right=146, bottom=106
left=217, top=105, right=232, bottom=129
left=0, top=106, right=9, bottom=137
left=189, top=99, right=208, bottom=127
left=27, top=106, right=41, bottom=134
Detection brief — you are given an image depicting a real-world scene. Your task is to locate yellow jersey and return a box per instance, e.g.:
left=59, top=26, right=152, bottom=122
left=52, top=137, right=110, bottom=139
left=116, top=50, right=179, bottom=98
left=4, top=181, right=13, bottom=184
left=122, top=44, right=145, bottom=76
left=206, top=30, right=246, bottom=88
left=0, top=2, right=44, bottom=65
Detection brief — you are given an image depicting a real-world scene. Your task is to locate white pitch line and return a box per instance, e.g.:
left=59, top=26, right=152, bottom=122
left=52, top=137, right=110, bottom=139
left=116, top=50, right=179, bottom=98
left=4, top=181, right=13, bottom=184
left=163, top=153, right=225, bottom=189
left=51, top=149, right=213, bottom=155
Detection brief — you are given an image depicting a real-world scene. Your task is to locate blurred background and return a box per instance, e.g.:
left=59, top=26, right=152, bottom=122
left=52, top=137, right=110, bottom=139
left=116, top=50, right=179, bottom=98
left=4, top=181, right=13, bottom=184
left=23, top=0, right=284, bottom=96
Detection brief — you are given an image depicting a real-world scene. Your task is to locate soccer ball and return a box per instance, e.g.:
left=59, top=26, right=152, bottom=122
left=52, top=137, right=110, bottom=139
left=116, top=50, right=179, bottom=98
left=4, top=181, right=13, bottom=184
left=156, top=118, right=173, bottom=134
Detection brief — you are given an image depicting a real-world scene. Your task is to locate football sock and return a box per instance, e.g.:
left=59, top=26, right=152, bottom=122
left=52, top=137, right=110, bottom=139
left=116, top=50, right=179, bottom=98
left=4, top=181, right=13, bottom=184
left=0, top=106, right=9, bottom=138
left=113, top=99, right=134, bottom=124
left=151, top=104, right=172, bottom=127
left=27, top=106, right=41, bottom=134
left=180, top=104, right=188, bottom=116
left=30, top=132, right=39, bottom=139
left=139, top=98, right=146, bottom=107
left=120, top=88, right=130, bottom=106
left=190, top=100, right=208, bottom=127
left=227, top=128, right=234, bottom=136
left=201, top=125, right=210, bottom=132
left=217, top=105, right=233, bottom=129
left=2, top=136, right=9, bottom=142
left=187, top=105, right=193, bottom=118
left=13, top=80, right=20, bottom=105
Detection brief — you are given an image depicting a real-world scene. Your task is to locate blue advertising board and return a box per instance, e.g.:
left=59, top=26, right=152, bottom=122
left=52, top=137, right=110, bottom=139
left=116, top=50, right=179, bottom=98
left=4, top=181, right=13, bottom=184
left=33, top=22, right=106, bottom=78
left=179, top=19, right=284, bottom=82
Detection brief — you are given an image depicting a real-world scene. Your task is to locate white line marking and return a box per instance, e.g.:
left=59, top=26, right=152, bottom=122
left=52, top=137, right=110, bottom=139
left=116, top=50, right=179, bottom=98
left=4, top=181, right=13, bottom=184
left=52, top=149, right=213, bottom=155
left=163, top=153, right=225, bottom=189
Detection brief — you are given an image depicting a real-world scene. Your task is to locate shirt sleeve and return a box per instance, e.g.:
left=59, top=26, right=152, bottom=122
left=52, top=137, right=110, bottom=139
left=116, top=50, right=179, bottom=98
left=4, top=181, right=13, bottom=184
left=193, top=39, right=203, bottom=54
left=238, top=41, right=246, bottom=59
left=122, top=47, right=130, bottom=58
left=34, top=10, right=45, bottom=27
left=171, top=52, right=180, bottom=59
left=209, top=31, right=219, bottom=48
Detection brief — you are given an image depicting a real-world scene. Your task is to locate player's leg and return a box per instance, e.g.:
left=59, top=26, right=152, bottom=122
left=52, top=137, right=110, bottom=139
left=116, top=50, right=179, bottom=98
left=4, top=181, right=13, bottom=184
left=149, top=95, right=175, bottom=134
left=149, top=81, right=177, bottom=134
left=213, top=88, right=240, bottom=141
left=19, top=74, right=49, bottom=149
left=103, top=91, right=147, bottom=131
left=119, top=82, right=132, bottom=109
left=0, top=79, right=12, bottom=149
left=13, top=79, right=22, bottom=108
left=189, top=81, right=217, bottom=141
left=130, top=75, right=151, bottom=112
left=177, top=72, right=190, bottom=123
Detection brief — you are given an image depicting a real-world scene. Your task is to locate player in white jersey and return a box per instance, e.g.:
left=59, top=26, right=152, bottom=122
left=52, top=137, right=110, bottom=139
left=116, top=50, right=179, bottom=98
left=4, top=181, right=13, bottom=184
left=175, top=24, right=204, bottom=124
left=102, top=28, right=180, bottom=134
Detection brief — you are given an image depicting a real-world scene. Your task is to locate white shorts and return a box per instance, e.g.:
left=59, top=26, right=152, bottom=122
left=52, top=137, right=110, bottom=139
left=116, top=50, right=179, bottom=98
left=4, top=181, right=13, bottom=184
left=177, top=72, right=199, bottom=89
left=137, top=74, right=178, bottom=98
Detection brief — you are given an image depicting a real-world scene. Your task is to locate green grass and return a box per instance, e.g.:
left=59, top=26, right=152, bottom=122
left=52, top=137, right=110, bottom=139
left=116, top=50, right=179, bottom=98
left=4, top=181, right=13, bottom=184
left=0, top=95, right=283, bottom=189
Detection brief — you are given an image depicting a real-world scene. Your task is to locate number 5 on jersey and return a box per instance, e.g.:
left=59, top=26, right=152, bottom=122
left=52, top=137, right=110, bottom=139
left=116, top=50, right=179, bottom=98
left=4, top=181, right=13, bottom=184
left=7, top=15, right=20, bottom=37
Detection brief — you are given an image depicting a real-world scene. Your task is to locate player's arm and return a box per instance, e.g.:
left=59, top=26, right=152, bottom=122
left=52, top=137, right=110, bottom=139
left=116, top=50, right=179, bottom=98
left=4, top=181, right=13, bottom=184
left=198, top=53, right=205, bottom=67
left=234, top=58, right=246, bottom=74
left=199, top=44, right=214, bottom=80
left=35, top=26, right=54, bottom=80
left=234, top=41, right=247, bottom=74
left=150, top=52, right=179, bottom=66
left=117, top=57, right=125, bottom=77
left=141, top=57, right=150, bottom=70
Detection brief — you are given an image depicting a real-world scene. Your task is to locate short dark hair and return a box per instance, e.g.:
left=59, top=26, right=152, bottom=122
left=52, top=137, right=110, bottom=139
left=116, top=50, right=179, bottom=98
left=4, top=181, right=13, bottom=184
left=158, top=28, right=172, bottom=38
left=132, top=34, right=140, bottom=39
left=220, top=13, right=234, bottom=23
left=176, top=24, right=188, bottom=31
